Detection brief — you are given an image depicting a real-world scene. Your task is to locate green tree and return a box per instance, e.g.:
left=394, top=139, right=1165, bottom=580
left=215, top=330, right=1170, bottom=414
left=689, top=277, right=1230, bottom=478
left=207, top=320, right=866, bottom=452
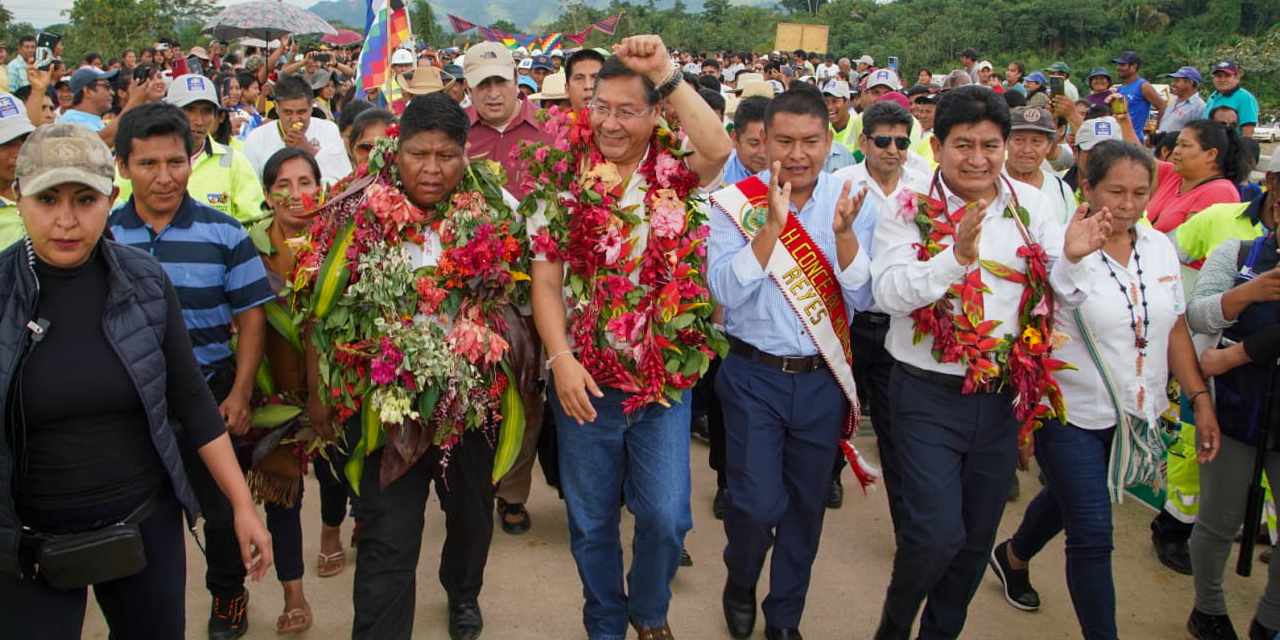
left=410, top=0, right=444, bottom=47
left=490, top=19, right=518, bottom=33
left=62, top=0, right=171, bottom=65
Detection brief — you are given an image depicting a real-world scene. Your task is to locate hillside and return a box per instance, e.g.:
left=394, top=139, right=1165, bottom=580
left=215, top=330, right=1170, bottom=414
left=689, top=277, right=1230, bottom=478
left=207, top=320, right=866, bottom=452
left=306, top=0, right=772, bottom=32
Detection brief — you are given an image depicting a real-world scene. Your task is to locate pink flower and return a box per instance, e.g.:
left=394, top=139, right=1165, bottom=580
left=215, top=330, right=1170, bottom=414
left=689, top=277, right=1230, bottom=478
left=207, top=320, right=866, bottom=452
left=654, top=154, right=684, bottom=188
left=553, top=159, right=569, bottom=174
left=370, top=336, right=404, bottom=385
left=896, top=188, right=918, bottom=223
left=531, top=230, right=560, bottom=261
left=534, top=146, right=549, bottom=163
left=606, top=311, right=646, bottom=344
left=366, top=183, right=424, bottom=234
left=597, top=227, right=624, bottom=265
left=649, top=188, right=687, bottom=239
left=1030, top=293, right=1050, bottom=318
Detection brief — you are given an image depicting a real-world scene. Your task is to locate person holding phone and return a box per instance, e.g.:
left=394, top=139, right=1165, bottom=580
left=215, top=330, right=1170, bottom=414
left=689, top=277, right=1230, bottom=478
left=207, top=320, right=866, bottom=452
left=5, top=35, right=35, bottom=91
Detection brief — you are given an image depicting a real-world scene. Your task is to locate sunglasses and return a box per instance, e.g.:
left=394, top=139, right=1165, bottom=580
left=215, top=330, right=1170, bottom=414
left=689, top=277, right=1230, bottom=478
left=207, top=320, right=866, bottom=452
left=870, top=135, right=910, bottom=150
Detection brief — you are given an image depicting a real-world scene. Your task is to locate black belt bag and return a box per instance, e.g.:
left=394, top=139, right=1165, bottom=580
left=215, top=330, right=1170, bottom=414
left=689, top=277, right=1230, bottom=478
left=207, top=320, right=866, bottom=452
left=26, top=493, right=161, bottom=590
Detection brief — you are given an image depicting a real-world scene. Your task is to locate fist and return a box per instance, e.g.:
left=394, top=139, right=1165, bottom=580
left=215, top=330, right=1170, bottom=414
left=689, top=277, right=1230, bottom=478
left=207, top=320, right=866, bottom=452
left=613, top=35, right=673, bottom=85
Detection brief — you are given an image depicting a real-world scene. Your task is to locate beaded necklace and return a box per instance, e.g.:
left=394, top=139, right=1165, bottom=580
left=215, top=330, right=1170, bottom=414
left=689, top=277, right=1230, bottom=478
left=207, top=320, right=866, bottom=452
left=1099, top=228, right=1150, bottom=354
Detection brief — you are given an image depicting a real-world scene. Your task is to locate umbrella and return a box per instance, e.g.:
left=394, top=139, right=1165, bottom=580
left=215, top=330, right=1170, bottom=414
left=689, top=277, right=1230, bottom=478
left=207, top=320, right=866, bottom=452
left=238, top=37, right=281, bottom=49
left=322, top=29, right=363, bottom=46
left=203, top=0, right=338, bottom=42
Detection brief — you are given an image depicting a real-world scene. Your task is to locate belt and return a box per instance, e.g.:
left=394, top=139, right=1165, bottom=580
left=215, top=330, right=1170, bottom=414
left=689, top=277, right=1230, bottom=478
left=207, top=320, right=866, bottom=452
left=728, top=336, right=826, bottom=374
left=856, top=312, right=890, bottom=326
left=898, top=361, right=967, bottom=391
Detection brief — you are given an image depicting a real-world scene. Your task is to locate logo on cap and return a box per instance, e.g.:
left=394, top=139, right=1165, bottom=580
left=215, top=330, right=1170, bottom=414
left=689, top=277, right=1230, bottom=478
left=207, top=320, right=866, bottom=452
left=0, top=96, right=18, bottom=118
left=480, top=51, right=498, bottom=60
left=876, top=70, right=890, bottom=80
left=1095, top=122, right=1112, bottom=136
left=1023, top=109, right=1041, bottom=122
left=51, top=139, right=87, bottom=163
left=187, top=76, right=206, bottom=91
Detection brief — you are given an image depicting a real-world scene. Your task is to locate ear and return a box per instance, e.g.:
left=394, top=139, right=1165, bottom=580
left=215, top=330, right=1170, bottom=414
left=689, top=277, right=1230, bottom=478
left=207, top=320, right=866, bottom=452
left=930, top=132, right=942, bottom=157
left=116, top=156, right=130, bottom=181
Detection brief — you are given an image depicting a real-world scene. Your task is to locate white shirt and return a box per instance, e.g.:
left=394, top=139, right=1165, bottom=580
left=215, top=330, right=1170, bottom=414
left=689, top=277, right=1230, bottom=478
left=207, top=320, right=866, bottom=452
left=871, top=175, right=1090, bottom=375
left=817, top=63, right=839, bottom=82
left=833, top=161, right=929, bottom=217
left=1054, top=224, right=1183, bottom=428
left=1004, top=168, right=1077, bottom=225
left=243, top=117, right=353, bottom=186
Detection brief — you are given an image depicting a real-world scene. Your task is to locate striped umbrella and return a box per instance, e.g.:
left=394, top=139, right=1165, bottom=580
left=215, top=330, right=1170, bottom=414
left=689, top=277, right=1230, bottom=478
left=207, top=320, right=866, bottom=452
left=203, top=0, right=338, bottom=42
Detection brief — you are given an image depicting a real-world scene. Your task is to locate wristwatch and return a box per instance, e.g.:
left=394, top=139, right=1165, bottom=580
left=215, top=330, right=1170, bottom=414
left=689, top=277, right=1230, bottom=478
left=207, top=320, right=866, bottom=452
left=657, top=62, right=683, bottom=98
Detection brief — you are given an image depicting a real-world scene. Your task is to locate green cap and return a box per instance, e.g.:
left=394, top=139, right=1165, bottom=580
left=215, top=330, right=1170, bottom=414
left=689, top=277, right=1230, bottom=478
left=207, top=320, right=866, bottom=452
left=16, top=123, right=115, bottom=196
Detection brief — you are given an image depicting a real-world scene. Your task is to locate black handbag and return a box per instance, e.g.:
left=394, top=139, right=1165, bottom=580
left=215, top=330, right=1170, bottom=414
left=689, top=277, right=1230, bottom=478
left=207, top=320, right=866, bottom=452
left=28, top=493, right=160, bottom=590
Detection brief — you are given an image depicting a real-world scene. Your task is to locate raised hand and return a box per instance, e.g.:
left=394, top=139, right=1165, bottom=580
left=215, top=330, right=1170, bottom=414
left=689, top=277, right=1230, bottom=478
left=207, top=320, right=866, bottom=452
left=613, top=35, right=673, bottom=85
left=833, top=179, right=869, bottom=237
left=953, top=200, right=986, bottom=266
left=1063, top=202, right=1112, bottom=263
left=767, top=161, right=792, bottom=231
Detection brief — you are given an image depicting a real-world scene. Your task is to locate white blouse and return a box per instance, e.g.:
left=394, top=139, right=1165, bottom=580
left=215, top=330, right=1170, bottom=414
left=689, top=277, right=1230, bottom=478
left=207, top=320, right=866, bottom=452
left=1054, top=223, right=1185, bottom=429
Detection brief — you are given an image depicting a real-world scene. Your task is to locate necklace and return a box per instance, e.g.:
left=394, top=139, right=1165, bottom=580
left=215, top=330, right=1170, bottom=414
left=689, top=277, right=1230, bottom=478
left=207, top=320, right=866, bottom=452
left=1100, top=229, right=1149, bottom=353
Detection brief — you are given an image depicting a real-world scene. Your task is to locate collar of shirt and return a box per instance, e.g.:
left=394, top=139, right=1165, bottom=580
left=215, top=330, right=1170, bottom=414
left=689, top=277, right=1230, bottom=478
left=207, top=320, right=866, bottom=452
left=1244, top=187, right=1270, bottom=226
left=113, top=193, right=200, bottom=232
left=469, top=98, right=540, bottom=132
left=934, top=169, right=1014, bottom=216
left=840, top=161, right=927, bottom=207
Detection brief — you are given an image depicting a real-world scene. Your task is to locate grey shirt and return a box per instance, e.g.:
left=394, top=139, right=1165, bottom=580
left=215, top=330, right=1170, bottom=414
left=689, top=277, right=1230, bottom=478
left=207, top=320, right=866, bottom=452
left=1186, top=238, right=1242, bottom=335
left=1159, top=93, right=1207, bottom=134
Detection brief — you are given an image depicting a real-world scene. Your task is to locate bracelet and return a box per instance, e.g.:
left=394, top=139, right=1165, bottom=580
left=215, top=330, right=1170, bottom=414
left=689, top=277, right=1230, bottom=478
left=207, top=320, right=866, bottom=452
left=1186, top=389, right=1210, bottom=406
left=545, top=350, right=573, bottom=371
left=656, top=66, right=682, bottom=99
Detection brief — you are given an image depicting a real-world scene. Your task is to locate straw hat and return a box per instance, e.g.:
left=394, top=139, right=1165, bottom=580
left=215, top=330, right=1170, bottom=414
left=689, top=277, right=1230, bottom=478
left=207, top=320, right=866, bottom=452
left=397, top=67, right=445, bottom=96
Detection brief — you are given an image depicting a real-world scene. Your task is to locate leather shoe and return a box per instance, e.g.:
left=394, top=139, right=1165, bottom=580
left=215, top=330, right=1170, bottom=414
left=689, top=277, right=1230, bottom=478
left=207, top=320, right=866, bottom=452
left=447, top=598, right=483, bottom=639
left=765, top=627, right=804, bottom=640
left=713, top=487, right=727, bottom=520
left=722, top=579, right=756, bottom=639
left=827, top=476, right=843, bottom=509
left=1153, top=534, right=1193, bottom=575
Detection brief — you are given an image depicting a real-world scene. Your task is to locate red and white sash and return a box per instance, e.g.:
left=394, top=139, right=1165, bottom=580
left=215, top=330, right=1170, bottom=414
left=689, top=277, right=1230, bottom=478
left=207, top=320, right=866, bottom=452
left=710, top=176, right=862, bottom=433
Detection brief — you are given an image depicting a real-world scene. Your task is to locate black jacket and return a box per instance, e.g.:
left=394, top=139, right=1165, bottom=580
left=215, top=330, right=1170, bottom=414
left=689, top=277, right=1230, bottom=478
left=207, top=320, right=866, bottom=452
left=0, top=238, right=201, bottom=578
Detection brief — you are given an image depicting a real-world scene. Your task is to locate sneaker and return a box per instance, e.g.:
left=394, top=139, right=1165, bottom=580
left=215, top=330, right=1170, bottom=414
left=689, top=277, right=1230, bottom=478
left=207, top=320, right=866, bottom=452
left=1187, top=609, right=1239, bottom=640
left=1250, top=618, right=1278, bottom=640
left=988, top=540, right=1040, bottom=611
left=691, top=413, right=710, bottom=442
left=209, top=589, right=250, bottom=640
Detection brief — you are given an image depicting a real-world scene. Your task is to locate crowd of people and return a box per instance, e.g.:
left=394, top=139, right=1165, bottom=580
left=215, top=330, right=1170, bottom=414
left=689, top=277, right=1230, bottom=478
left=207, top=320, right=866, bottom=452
left=0, top=24, right=1276, bottom=640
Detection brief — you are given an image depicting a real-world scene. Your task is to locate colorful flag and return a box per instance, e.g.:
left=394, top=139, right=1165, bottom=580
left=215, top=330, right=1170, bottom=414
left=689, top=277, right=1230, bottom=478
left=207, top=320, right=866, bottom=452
left=565, top=27, right=592, bottom=45
left=447, top=14, right=477, bottom=34
left=359, top=0, right=413, bottom=97
left=593, top=13, right=622, bottom=35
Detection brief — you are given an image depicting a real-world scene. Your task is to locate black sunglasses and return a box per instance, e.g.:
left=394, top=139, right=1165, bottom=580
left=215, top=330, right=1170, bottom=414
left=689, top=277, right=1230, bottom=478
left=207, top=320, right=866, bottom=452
left=870, top=135, right=910, bottom=150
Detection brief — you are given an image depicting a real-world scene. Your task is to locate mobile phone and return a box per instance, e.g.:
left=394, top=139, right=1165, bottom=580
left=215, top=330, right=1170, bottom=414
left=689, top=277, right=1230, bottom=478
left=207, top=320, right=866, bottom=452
left=887, top=56, right=899, bottom=72
left=35, top=32, right=60, bottom=70
left=133, top=63, right=156, bottom=82
left=315, top=53, right=331, bottom=63
left=187, top=56, right=203, bottom=77
left=1049, top=75, right=1064, bottom=99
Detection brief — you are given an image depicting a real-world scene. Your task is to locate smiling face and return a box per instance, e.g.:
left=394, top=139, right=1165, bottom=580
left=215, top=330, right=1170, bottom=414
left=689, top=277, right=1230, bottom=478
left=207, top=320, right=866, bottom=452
left=589, top=75, right=658, bottom=167
left=19, top=182, right=117, bottom=268
left=1116, top=62, right=1138, bottom=82
left=932, top=119, right=1005, bottom=202
left=1083, top=158, right=1152, bottom=233
left=825, top=95, right=850, bottom=127
left=732, top=120, right=768, bottom=174
left=1089, top=76, right=1111, bottom=94
left=1005, top=130, right=1052, bottom=176
left=264, top=156, right=320, bottom=233
left=765, top=111, right=831, bottom=193
left=117, top=134, right=191, bottom=219
left=396, top=129, right=466, bottom=209
left=863, top=122, right=911, bottom=176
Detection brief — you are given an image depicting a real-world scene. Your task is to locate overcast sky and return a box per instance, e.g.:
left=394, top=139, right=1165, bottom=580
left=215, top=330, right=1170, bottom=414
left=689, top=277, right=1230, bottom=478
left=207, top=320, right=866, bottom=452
left=9, top=0, right=317, bottom=29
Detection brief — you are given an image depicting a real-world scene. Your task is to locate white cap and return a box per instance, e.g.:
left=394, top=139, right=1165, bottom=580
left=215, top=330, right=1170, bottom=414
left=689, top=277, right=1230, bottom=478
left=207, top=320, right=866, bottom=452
left=855, top=55, right=874, bottom=66
left=165, top=74, right=220, bottom=109
left=1075, top=117, right=1124, bottom=150
left=0, top=93, right=35, bottom=144
left=976, top=60, right=993, bottom=72
left=1266, top=149, right=1280, bottom=174
left=821, top=80, right=851, bottom=100
left=391, top=48, right=415, bottom=65
left=531, top=48, right=543, bottom=57
left=865, top=68, right=901, bottom=91
left=550, top=48, right=564, bottom=58
left=518, top=58, right=533, bottom=70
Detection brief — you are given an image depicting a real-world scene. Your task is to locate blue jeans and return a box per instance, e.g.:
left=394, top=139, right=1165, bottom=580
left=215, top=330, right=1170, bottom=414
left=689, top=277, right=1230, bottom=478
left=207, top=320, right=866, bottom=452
left=548, top=379, right=692, bottom=640
left=1010, top=418, right=1117, bottom=640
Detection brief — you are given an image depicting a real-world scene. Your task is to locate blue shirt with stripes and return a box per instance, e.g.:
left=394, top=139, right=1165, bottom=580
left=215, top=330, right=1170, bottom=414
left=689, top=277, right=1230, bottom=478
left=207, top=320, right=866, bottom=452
left=109, top=195, right=273, bottom=377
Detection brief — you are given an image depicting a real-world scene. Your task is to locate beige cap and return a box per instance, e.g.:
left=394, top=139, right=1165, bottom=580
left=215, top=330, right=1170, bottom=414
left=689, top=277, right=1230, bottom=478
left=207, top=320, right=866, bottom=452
left=530, top=73, right=568, bottom=101
left=188, top=46, right=211, bottom=61
left=731, top=72, right=765, bottom=91
left=397, top=67, right=445, bottom=96
left=16, top=123, right=116, bottom=196
left=465, top=42, right=515, bottom=86
left=738, top=81, right=774, bottom=99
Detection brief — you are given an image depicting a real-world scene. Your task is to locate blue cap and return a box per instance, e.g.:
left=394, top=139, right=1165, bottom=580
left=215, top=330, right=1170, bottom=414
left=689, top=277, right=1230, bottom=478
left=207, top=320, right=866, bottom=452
left=1164, top=66, right=1202, bottom=84
left=1112, top=51, right=1141, bottom=65
left=530, top=55, right=554, bottom=71
left=1086, top=66, right=1113, bottom=81
left=518, top=75, right=537, bottom=91
left=1026, top=71, right=1048, bottom=85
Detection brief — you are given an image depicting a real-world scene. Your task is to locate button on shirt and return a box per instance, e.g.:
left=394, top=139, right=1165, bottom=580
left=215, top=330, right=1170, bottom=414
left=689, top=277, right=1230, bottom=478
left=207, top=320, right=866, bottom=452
left=708, top=171, right=876, bottom=356
left=871, top=175, right=1090, bottom=376
left=243, top=118, right=352, bottom=186
left=465, top=98, right=554, bottom=200
left=1054, top=224, right=1183, bottom=428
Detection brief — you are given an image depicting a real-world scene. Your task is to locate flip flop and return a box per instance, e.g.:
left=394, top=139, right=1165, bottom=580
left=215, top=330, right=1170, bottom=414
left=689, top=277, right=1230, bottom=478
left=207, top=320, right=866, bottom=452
left=277, top=606, right=312, bottom=634
left=316, top=551, right=346, bottom=577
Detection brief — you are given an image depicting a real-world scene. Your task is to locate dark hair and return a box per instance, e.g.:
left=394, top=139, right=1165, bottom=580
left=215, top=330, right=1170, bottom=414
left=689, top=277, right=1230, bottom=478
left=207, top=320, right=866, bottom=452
left=1084, top=104, right=1110, bottom=120
left=595, top=55, right=659, bottom=106
left=1008, top=61, right=1026, bottom=78
left=565, top=48, right=605, bottom=79
left=701, top=58, right=721, bottom=72
left=861, top=101, right=914, bottom=137
left=18, top=35, right=35, bottom=46
left=1002, top=90, right=1027, bottom=108
left=83, top=52, right=101, bottom=66
left=122, top=48, right=135, bottom=57
left=733, top=95, right=770, bottom=132
left=696, top=74, right=721, bottom=93
left=697, top=87, right=725, bottom=115
left=1152, top=130, right=1179, bottom=159
left=13, top=85, right=32, bottom=101
left=212, top=108, right=233, bottom=146
left=1182, top=119, right=1248, bottom=183
left=338, top=99, right=376, bottom=134
left=1208, top=105, right=1239, bottom=121
left=764, top=82, right=828, bottom=130
left=918, top=68, right=932, bottom=77
left=399, top=92, right=468, bottom=149
left=141, top=47, right=156, bottom=58
left=215, top=73, right=236, bottom=102
left=1240, top=137, right=1260, bottom=165
left=348, top=107, right=394, bottom=147
left=1084, top=140, right=1155, bottom=189
left=236, top=72, right=259, bottom=94
left=115, top=102, right=194, bottom=164
left=933, top=84, right=1009, bottom=142
left=262, top=147, right=321, bottom=190
left=272, top=74, right=313, bottom=104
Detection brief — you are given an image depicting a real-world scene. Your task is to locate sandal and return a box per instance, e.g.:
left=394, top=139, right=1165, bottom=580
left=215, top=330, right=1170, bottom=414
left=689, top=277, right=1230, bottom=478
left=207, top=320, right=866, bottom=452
left=630, top=619, right=675, bottom=640
left=496, top=498, right=531, bottom=535
left=277, top=605, right=312, bottom=634
left=316, top=550, right=346, bottom=577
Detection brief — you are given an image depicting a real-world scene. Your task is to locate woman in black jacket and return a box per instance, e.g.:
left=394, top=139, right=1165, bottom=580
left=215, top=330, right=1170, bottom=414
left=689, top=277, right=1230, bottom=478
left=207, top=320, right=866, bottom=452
left=0, top=123, right=273, bottom=639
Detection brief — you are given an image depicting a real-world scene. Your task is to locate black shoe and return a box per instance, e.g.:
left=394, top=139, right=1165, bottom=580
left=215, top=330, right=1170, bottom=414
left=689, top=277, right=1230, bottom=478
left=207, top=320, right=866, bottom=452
left=1250, top=618, right=1278, bottom=640
left=765, top=628, right=804, bottom=640
left=448, top=598, right=484, bottom=640
left=1263, top=546, right=1275, bottom=565
left=208, top=589, right=249, bottom=640
left=691, top=413, right=710, bottom=442
left=714, top=487, right=727, bottom=520
left=1154, top=534, right=1194, bottom=575
left=680, top=548, right=693, bottom=567
left=1008, top=477, right=1020, bottom=502
left=988, top=540, right=1040, bottom=611
left=496, top=498, right=531, bottom=535
left=722, top=579, right=756, bottom=639
left=1187, top=609, right=1239, bottom=640
left=826, top=476, right=843, bottom=509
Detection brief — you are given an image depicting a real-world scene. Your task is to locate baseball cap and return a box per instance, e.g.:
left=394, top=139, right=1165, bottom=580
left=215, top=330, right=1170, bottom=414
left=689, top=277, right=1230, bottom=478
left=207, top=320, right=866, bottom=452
left=822, top=80, right=851, bottom=100
left=865, top=69, right=901, bottom=91
left=188, top=46, right=210, bottom=61
left=875, top=91, right=910, bottom=109
left=1266, top=150, right=1280, bottom=174
left=166, top=74, right=221, bottom=108
left=549, top=49, right=564, bottom=59
left=1086, top=66, right=1113, bottom=82
left=1075, top=117, right=1123, bottom=150
left=390, top=48, right=415, bottom=66
left=68, top=67, right=120, bottom=96
left=1009, top=106, right=1056, bottom=134
left=905, top=83, right=930, bottom=97
left=855, top=55, right=874, bottom=66
left=1164, top=66, right=1202, bottom=84
left=1212, top=60, right=1239, bottom=75
left=467, top=42, right=516, bottom=85
left=517, top=75, right=537, bottom=92
left=518, top=58, right=533, bottom=70
left=1026, top=71, right=1048, bottom=85
left=1112, top=51, right=1141, bottom=65
left=976, top=60, right=993, bottom=72
left=15, top=123, right=116, bottom=196
left=442, top=63, right=465, bottom=83
left=1046, top=62, right=1070, bottom=74
left=0, top=93, right=36, bottom=144
left=530, top=55, right=554, bottom=71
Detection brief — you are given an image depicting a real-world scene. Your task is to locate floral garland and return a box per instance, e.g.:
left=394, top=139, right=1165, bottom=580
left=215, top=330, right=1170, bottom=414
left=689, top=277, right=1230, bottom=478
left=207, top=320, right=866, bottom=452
left=288, top=124, right=529, bottom=486
left=516, top=107, right=726, bottom=412
left=896, top=179, right=1070, bottom=438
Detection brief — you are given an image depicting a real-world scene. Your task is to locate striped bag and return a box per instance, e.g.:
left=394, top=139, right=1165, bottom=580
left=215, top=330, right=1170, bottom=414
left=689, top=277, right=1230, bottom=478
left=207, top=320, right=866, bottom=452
left=1073, top=308, right=1168, bottom=503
